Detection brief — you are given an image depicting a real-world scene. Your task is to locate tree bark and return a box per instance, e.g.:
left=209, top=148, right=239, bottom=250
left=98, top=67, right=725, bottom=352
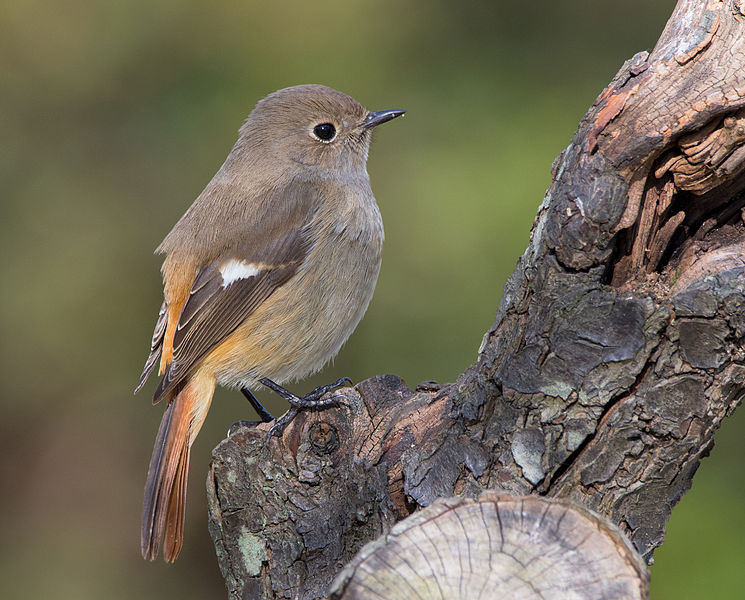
left=207, top=1, right=745, bottom=597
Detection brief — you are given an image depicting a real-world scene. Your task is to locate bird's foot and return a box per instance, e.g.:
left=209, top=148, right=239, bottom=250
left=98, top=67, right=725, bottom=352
left=259, top=377, right=352, bottom=440
left=227, top=419, right=263, bottom=437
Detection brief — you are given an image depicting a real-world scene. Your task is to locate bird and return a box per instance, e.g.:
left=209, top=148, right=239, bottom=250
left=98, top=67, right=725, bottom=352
left=135, top=84, right=405, bottom=562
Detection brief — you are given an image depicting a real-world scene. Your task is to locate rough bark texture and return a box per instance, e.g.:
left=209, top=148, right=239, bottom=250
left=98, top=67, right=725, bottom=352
left=328, top=494, right=649, bottom=600
left=207, top=1, right=745, bottom=598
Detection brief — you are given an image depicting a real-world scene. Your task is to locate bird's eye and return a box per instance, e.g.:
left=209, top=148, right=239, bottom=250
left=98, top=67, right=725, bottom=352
left=312, top=123, right=336, bottom=142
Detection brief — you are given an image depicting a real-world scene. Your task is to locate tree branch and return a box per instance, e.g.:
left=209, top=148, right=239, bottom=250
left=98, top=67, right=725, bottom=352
left=207, top=1, right=745, bottom=597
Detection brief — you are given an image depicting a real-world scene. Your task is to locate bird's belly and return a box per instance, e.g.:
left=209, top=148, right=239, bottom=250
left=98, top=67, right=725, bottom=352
left=205, top=231, right=382, bottom=389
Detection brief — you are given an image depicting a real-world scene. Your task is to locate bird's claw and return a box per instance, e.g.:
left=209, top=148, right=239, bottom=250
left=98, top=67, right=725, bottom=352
left=260, top=376, right=353, bottom=440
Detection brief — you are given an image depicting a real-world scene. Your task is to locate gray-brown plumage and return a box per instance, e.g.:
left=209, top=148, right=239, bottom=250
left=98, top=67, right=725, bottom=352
left=136, top=84, right=404, bottom=562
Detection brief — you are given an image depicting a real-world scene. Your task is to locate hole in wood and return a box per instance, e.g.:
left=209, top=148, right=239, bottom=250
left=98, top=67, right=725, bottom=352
left=609, top=108, right=745, bottom=286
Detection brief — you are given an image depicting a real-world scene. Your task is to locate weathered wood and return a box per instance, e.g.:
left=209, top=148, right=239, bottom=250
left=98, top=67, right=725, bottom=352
left=207, top=1, right=745, bottom=598
left=328, top=494, right=649, bottom=600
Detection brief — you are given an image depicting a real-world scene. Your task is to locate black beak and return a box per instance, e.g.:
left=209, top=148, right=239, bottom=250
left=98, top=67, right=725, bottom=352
left=362, top=109, right=406, bottom=129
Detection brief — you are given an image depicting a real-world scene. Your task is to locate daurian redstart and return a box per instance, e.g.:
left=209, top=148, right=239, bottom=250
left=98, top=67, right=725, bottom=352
left=135, top=85, right=404, bottom=562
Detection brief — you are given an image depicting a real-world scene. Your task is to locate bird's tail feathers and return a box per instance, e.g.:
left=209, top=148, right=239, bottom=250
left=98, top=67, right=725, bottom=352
left=141, top=370, right=214, bottom=562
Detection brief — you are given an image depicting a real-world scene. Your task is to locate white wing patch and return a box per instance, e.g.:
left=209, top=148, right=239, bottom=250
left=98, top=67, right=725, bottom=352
left=220, top=259, right=262, bottom=287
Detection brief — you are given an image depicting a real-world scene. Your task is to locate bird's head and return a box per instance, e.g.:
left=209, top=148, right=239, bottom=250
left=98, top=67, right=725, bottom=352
left=238, top=84, right=405, bottom=179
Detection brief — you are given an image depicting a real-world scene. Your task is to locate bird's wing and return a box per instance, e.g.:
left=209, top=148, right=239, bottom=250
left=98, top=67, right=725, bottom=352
left=137, top=179, right=323, bottom=403
left=153, top=223, right=313, bottom=403
left=135, top=300, right=168, bottom=393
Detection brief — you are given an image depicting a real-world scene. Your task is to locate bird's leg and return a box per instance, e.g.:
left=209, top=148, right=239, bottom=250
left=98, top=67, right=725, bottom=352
left=259, top=377, right=352, bottom=439
left=241, top=387, right=275, bottom=422
left=226, top=388, right=275, bottom=436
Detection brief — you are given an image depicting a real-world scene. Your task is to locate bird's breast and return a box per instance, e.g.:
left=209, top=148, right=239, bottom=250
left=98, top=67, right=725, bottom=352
left=209, top=187, right=384, bottom=387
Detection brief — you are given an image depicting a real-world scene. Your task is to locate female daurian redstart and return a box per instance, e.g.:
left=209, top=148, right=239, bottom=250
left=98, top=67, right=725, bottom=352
left=135, top=84, right=404, bottom=562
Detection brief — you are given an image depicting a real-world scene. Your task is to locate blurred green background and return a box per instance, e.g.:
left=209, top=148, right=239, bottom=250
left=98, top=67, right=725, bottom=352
left=1, top=0, right=742, bottom=598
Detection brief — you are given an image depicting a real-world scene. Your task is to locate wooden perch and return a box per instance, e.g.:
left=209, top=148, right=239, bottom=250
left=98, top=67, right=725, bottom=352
left=327, top=494, right=649, bottom=600
left=206, top=1, right=745, bottom=598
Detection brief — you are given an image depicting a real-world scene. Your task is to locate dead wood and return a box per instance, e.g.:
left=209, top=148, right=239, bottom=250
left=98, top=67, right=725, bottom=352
left=328, top=494, right=649, bottom=600
left=206, top=1, right=745, bottom=597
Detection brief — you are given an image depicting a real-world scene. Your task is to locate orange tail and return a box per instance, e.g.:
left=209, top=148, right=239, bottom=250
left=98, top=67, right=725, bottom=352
left=141, top=370, right=214, bottom=562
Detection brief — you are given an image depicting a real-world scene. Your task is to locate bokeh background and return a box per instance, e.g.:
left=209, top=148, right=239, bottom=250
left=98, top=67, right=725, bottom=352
left=2, top=1, right=743, bottom=598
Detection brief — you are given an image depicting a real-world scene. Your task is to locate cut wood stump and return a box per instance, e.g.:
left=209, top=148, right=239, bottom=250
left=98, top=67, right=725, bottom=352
left=328, top=494, right=649, bottom=600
